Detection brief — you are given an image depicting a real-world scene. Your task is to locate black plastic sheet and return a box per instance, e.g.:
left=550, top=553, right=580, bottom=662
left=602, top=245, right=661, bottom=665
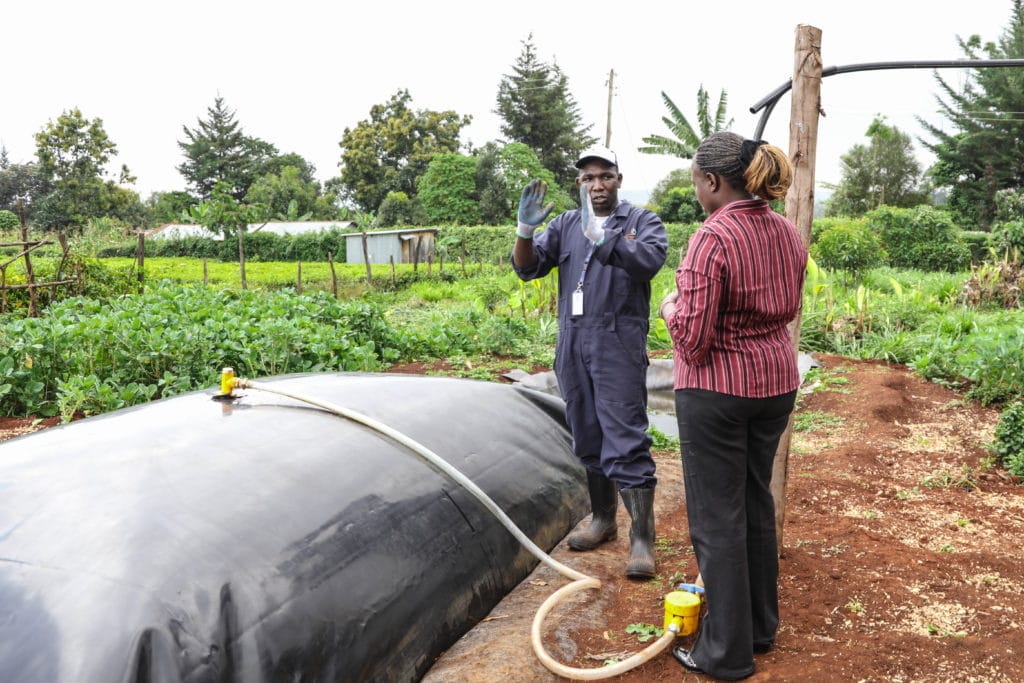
left=0, top=373, right=587, bottom=682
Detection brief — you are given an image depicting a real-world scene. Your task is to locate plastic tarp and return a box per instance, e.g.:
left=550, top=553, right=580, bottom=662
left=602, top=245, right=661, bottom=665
left=0, top=373, right=587, bottom=682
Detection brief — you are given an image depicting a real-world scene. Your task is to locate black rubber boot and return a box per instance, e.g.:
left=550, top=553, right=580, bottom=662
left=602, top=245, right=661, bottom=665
left=620, top=487, right=656, bottom=580
left=567, top=470, right=618, bottom=551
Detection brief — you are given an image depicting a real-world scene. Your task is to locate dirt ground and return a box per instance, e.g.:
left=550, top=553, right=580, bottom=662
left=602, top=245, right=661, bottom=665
left=3, top=352, right=1022, bottom=682
left=421, top=352, right=1024, bottom=683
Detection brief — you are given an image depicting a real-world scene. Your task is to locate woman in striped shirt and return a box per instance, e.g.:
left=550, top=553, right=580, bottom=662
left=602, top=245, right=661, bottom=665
left=659, top=131, right=808, bottom=680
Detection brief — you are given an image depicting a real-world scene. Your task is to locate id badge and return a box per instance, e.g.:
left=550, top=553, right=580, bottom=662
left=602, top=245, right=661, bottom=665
left=572, top=289, right=584, bottom=316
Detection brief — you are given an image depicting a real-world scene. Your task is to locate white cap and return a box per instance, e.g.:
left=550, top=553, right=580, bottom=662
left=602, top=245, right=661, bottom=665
left=575, top=146, right=619, bottom=169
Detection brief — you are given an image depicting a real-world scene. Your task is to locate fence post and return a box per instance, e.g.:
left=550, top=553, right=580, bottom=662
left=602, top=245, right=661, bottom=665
left=135, top=229, right=145, bottom=292
left=328, top=251, right=338, bottom=298
left=361, top=231, right=372, bottom=285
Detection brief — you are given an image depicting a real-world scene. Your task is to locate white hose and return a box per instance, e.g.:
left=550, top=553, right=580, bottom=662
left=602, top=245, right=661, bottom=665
left=230, top=377, right=677, bottom=678
left=530, top=578, right=679, bottom=680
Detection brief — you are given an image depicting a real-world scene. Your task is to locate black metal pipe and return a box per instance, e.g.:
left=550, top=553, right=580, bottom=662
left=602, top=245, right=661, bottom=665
left=750, top=59, right=1024, bottom=140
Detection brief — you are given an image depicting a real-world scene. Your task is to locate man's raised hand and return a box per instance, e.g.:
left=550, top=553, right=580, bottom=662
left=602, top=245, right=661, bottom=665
left=516, top=179, right=555, bottom=239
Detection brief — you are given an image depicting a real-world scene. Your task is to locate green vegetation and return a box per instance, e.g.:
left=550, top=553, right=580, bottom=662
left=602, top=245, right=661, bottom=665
left=624, top=623, right=664, bottom=643
left=6, top=157, right=1024, bottom=489
left=4, top=246, right=1024, bottom=487
left=991, top=400, right=1024, bottom=477
left=793, top=410, right=844, bottom=433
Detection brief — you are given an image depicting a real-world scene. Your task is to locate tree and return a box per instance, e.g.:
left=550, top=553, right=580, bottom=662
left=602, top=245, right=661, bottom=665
left=473, top=142, right=573, bottom=225
left=245, top=166, right=320, bottom=220
left=649, top=168, right=693, bottom=207
left=374, top=191, right=427, bottom=228
left=178, top=96, right=278, bottom=201
left=495, top=35, right=597, bottom=192
left=639, top=86, right=733, bottom=161
left=473, top=142, right=510, bottom=225
left=824, top=117, right=926, bottom=217
left=185, top=181, right=267, bottom=289
left=145, top=191, right=196, bottom=227
left=657, top=187, right=703, bottom=224
left=919, top=0, right=1024, bottom=228
left=0, top=146, right=49, bottom=217
left=417, top=153, right=482, bottom=225
left=0, top=209, right=19, bottom=231
left=32, top=108, right=142, bottom=231
left=337, top=90, right=470, bottom=214
left=262, top=152, right=318, bottom=186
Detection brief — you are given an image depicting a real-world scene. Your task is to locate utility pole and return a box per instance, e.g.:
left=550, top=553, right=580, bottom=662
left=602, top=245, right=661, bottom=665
left=605, top=68, right=615, bottom=146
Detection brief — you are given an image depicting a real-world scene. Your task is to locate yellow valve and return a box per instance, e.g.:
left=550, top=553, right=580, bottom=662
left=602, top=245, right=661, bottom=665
left=220, top=367, right=236, bottom=396
left=664, top=590, right=702, bottom=637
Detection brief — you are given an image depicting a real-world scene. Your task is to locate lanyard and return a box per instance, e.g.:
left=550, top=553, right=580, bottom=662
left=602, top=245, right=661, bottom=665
left=574, top=244, right=596, bottom=292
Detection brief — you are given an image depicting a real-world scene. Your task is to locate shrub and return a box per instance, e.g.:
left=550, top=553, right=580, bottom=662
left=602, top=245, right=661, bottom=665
left=656, top=187, right=703, bottom=223
left=375, top=192, right=427, bottom=228
left=0, top=209, right=19, bottom=231
left=993, top=187, right=1024, bottom=224
left=991, top=400, right=1024, bottom=478
left=417, top=154, right=483, bottom=225
left=811, top=216, right=853, bottom=244
left=435, top=225, right=514, bottom=265
left=866, top=205, right=971, bottom=272
left=664, top=222, right=700, bottom=266
left=811, top=220, right=885, bottom=279
left=961, top=231, right=990, bottom=264
left=988, top=221, right=1024, bottom=257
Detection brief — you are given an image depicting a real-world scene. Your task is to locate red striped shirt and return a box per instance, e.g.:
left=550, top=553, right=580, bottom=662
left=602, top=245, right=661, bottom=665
left=666, top=199, right=807, bottom=397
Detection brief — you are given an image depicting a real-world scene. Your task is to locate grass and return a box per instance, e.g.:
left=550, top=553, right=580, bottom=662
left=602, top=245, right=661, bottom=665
left=919, top=466, right=979, bottom=490
left=793, top=409, right=845, bottom=433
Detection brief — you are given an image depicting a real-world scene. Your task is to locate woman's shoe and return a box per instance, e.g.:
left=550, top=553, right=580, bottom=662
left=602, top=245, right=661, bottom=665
left=671, top=646, right=706, bottom=674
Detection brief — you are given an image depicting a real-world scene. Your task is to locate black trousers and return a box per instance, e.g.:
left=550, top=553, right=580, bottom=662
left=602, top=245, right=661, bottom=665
left=675, top=388, right=797, bottom=680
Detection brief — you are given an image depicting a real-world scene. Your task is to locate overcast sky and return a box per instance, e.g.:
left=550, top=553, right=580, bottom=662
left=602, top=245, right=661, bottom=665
left=2, top=1, right=1015, bottom=201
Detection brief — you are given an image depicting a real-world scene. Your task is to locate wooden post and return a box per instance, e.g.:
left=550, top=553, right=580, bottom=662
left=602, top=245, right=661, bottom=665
left=203, top=258, right=209, bottom=286
left=328, top=251, right=338, bottom=298
left=772, top=24, right=823, bottom=553
left=389, top=255, right=396, bottom=287
left=296, top=261, right=303, bottom=295
left=361, top=231, right=372, bottom=285
left=135, top=230, right=145, bottom=291
left=20, top=221, right=37, bottom=317
left=236, top=224, right=248, bottom=290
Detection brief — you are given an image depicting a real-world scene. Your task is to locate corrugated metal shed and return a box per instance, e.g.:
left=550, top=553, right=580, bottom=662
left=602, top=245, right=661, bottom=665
left=344, top=228, right=438, bottom=265
left=148, top=221, right=356, bottom=240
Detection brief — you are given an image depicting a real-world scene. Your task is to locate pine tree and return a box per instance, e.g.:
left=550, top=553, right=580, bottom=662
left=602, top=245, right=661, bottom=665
left=495, top=35, right=597, bottom=192
left=178, top=97, right=277, bottom=201
left=919, top=0, right=1024, bottom=228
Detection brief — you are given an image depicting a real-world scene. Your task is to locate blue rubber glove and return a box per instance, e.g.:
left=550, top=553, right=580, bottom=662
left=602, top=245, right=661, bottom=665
left=580, top=183, right=604, bottom=244
left=516, top=179, right=555, bottom=239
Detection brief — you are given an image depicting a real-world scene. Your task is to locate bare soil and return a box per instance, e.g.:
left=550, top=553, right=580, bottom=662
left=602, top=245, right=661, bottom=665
left=422, top=353, right=1024, bottom=683
left=3, top=353, right=1022, bottom=682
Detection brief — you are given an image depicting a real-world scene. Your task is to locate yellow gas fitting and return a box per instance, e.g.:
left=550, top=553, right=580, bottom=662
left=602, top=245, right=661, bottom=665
left=220, top=367, right=236, bottom=396
left=664, top=590, right=702, bottom=636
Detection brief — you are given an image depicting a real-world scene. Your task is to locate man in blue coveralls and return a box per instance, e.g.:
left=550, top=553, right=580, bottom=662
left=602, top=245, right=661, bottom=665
left=511, top=147, right=668, bottom=580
